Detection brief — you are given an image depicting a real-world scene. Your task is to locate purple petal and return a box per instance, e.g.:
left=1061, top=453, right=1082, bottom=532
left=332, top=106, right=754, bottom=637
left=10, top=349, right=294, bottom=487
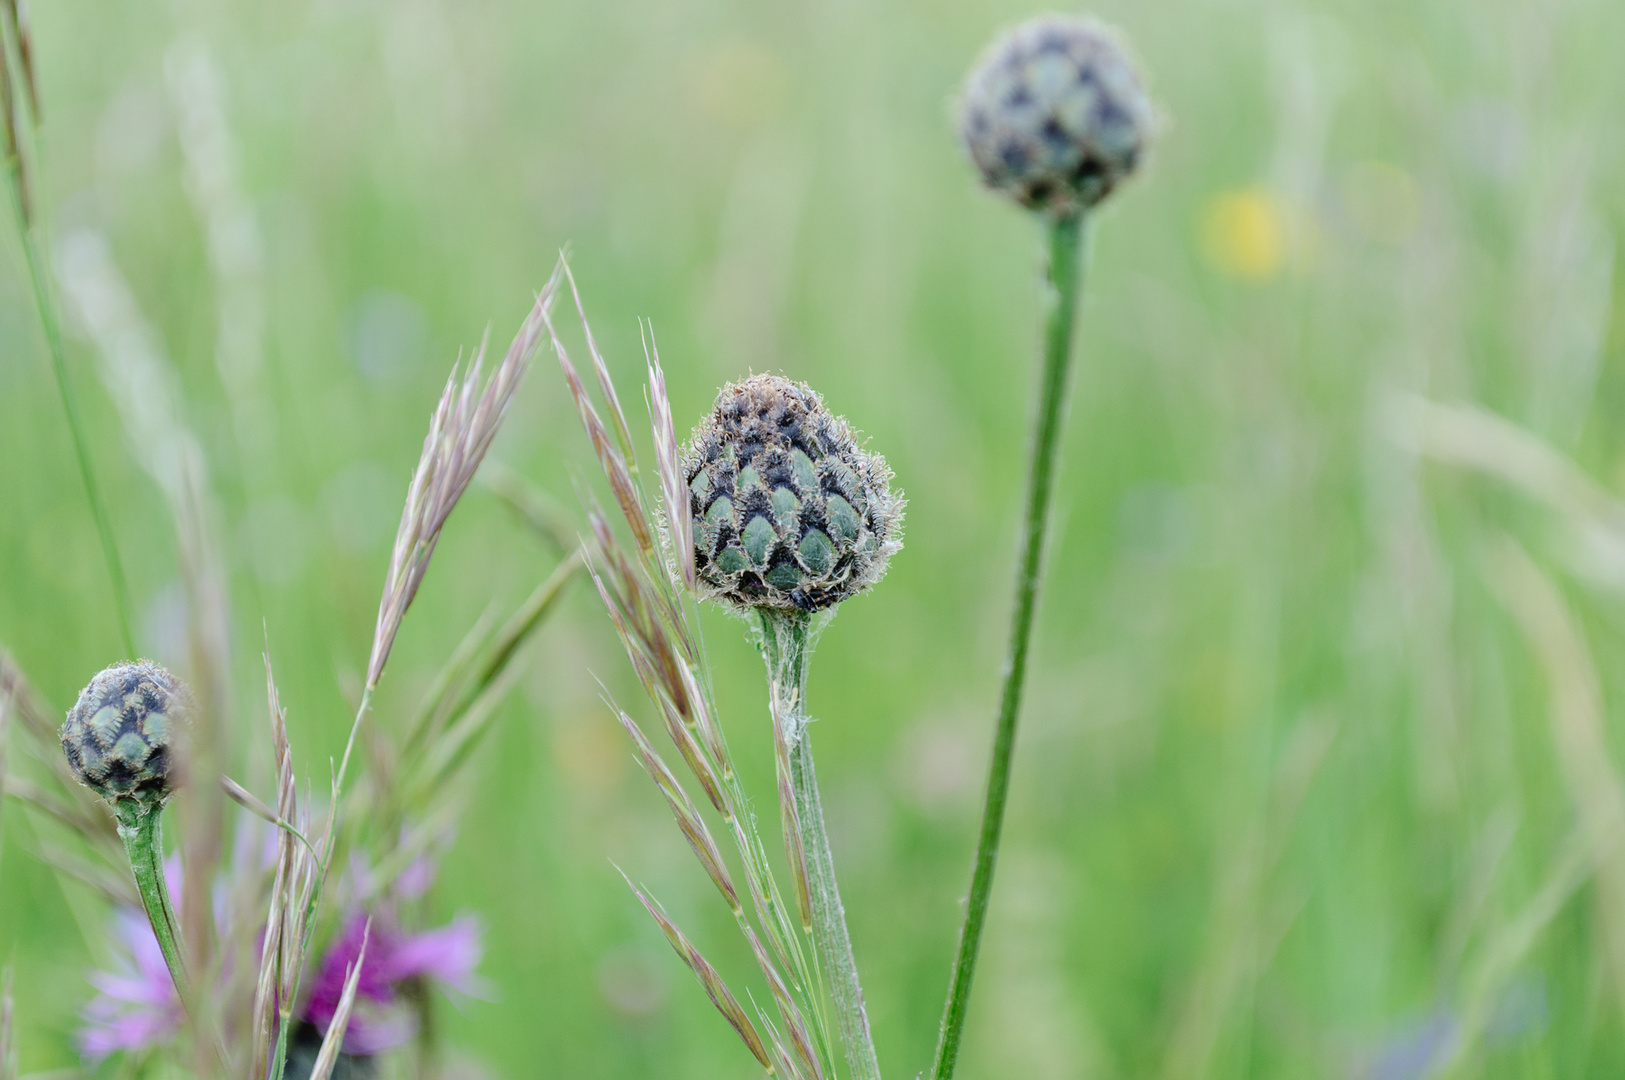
left=378, top=916, right=484, bottom=994
left=341, top=1009, right=416, bottom=1055
left=302, top=914, right=398, bottom=1030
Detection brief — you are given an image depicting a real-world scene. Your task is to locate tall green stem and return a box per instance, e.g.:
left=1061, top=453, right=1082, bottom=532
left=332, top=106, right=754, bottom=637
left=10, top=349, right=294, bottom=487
left=761, top=610, right=882, bottom=1080
left=115, top=800, right=191, bottom=1004
left=932, top=211, right=1088, bottom=1080
left=5, top=161, right=138, bottom=657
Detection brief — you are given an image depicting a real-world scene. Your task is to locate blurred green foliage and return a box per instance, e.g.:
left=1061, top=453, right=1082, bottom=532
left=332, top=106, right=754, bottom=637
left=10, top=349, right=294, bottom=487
left=3, top=0, right=1625, bottom=1077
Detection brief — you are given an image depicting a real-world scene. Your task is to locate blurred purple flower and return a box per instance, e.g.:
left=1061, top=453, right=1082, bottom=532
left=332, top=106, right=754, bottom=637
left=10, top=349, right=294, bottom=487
left=79, top=909, right=184, bottom=1059
left=80, top=845, right=482, bottom=1062
left=303, top=912, right=485, bottom=1054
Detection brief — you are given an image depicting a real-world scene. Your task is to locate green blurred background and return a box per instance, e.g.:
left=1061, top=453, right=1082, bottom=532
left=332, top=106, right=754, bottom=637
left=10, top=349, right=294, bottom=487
left=3, top=0, right=1625, bottom=1076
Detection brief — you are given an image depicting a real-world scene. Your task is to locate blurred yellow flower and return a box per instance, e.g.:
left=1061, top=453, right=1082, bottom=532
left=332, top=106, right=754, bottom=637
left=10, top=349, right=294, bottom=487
left=1199, top=188, right=1286, bottom=280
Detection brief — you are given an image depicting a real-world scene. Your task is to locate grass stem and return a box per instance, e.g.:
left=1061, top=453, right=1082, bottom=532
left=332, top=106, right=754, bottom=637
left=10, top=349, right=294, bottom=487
left=5, top=156, right=138, bottom=658
left=932, top=210, right=1088, bottom=1080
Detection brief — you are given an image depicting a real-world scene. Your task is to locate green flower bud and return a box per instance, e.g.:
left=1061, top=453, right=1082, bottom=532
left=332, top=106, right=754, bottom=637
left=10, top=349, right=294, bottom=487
left=61, top=660, right=191, bottom=808
left=958, top=15, right=1153, bottom=216
left=683, top=374, right=902, bottom=612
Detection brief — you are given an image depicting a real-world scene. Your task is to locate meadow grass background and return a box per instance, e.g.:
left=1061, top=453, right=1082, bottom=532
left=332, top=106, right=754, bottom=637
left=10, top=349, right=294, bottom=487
left=3, top=0, right=1625, bottom=1076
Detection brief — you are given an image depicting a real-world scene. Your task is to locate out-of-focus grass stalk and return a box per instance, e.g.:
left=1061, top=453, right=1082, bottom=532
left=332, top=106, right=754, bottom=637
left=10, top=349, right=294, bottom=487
left=0, top=966, right=14, bottom=1080
left=0, top=678, right=8, bottom=885
left=0, top=11, right=137, bottom=657
left=266, top=271, right=558, bottom=1080
left=934, top=211, right=1088, bottom=1080
left=760, top=608, right=880, bottom=1080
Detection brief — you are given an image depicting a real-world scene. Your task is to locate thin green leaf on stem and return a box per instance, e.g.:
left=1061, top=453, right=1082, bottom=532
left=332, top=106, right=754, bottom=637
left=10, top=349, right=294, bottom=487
left=933, top=211, right=1089, bottom=1080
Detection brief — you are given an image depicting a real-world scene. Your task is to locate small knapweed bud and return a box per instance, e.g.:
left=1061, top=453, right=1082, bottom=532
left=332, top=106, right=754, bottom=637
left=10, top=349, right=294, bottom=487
left=958, top=14, right=1153, bottom=216
left=683, top=374, right=902, bottom=612
left=61, top=661, right=191, bottom=808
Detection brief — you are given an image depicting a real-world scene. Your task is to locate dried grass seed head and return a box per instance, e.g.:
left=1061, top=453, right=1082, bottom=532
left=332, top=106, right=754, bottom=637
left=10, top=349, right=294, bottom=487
left=683, top=374, right=901, bottom=612
left=958, top=14, right=1153, bottom=216
left=61, top=661, right=192, bottom=808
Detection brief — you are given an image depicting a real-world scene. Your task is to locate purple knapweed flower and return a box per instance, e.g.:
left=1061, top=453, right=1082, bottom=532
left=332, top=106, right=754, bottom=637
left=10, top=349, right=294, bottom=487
left=302, top=912, right=485, bottom=1054
left=79, top=908, right=184, bottom=1059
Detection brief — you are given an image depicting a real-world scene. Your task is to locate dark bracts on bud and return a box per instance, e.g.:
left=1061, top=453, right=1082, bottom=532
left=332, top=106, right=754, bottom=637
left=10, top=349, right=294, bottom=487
left=683, top=375, right=901, bottom=612
left=959, top=15, right=1153, bottom=216
left=61, top=661, right=191, bottom=808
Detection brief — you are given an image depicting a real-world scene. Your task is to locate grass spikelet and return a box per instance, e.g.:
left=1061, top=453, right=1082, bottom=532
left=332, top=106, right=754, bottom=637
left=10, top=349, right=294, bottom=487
left=309, top=921, right=370, bottom=1080
left=741, top=923, right=823, bottom=1080
left=0, top=650, right=124, bottom=866
left=252, top=648, right=311, bottom=1076
left=370, top=262, right=564, bottom=688
left=642, top=323, right=695, bottom=590
left=563, top=262, right=636, bottom=463
left=621, top=873, right=775, bottom=1072
left=546, top=302, right=653, bottom=558
left=610, top=701, right=739, bottom=913
left=558, top=271, right=838, bottom=1077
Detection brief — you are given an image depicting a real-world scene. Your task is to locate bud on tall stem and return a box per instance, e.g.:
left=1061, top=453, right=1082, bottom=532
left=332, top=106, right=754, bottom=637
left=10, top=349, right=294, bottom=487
left=936, top=15, right=1153, bottom=1080
left=60, top=661, right=195, bottom=1008
left=681, top=374, right=900, bottom=1078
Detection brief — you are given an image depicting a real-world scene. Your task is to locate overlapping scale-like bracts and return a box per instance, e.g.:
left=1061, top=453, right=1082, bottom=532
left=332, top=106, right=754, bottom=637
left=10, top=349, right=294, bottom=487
left=61, top=660, right=191, bottom=807
left=958, top=15, right=1153, bottom=216
left=683, top=375, right=902, bottom=612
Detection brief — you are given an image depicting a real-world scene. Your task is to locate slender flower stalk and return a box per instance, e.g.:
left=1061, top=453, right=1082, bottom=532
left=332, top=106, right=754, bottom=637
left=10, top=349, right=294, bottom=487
left=760, top=608, right=880, bottom=1080
left=935, top=212, right=1087, bottom=1078
left=935, top=16, right=1153, bottom=1079
left=112, top=800, right=191, bottom=1004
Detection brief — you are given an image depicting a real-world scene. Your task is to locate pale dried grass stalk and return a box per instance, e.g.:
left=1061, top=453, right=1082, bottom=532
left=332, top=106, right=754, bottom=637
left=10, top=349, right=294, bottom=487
left=0, top=649, right=125, bottom=869
left=0, top=676, right=8, bottom=882
left=0, top=0, right=36, bottom=123
left=642, top=323, right=696, bottom=590
left=554, top=273, right=836, bottom=1076
left=370, top=262, right=564, bottom=688
left=610, top=700, right=739, bottom=913
left=1490, top=541, right=1625, bottom=1022
left=308, top=922, right=369, bottom=1080
left=545, top=296, right=654, bottom=558
left=251, top=649, right=315, bottom=1077
left=622, top=874, right=776, bottom=1073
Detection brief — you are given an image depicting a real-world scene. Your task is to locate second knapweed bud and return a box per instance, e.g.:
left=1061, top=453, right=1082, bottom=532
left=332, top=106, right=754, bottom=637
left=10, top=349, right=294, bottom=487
left=61, top=660, right=190, bottom=810
left=958, top=14, right=1153, bottom=217
left=683, top=374, right=902, bottom=613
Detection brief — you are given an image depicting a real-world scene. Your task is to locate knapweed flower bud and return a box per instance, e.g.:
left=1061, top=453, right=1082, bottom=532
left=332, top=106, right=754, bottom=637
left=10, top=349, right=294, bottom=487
left=61, top=661, right=190, bottom=808
left=958, top=15, right=1153, bottom=216
left=684, top=374, right=902, bottom=612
